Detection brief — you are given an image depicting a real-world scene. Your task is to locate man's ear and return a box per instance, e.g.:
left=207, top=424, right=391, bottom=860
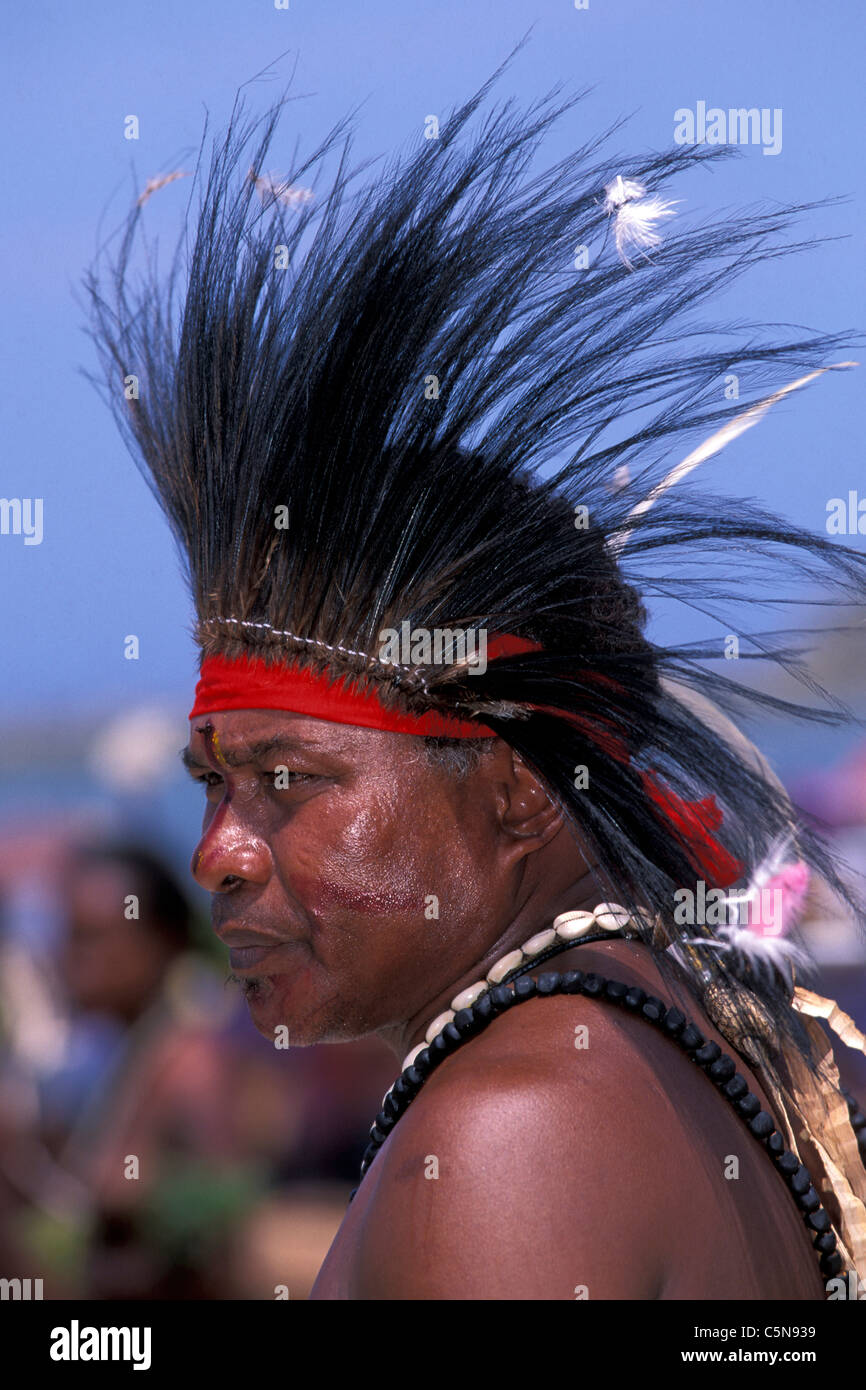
left=497, top=748, right=565, bottom=857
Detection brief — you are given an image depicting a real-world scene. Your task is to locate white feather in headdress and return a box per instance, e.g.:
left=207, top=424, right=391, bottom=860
left=610, top=361, right=857, bottom=555
left=247, top=166, right=314, bottom=208
left=667, top=832, right=812, bottom=990
left=691, top=925, right=809, bottom=991
left=603, top=175, right=679, bottom=270
left=137, top=170, right=191, bottom=207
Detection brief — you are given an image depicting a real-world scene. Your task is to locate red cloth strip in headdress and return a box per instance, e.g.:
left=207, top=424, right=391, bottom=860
left=189, top=640, right=743, bottom=887
left=189, top=635, right=536, bottom=736
left=548, top=676, right=744, bottom=887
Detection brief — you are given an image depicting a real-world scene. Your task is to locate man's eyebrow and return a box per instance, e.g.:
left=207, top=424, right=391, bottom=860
left=179, top=735, right=311, bottom=771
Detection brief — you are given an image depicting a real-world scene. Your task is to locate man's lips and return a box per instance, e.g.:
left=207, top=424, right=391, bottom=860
left=216, top=928, right=301, bottom=972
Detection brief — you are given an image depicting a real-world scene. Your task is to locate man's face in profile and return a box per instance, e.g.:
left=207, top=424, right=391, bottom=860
left=183, top=709, right=521, bottom=1048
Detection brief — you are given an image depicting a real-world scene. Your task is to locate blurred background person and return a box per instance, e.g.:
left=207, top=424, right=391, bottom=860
left=0, top=831, right=395, bottom=1298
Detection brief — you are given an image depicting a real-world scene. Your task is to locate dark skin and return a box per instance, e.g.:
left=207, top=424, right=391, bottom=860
left=184, top=709, right=825, bottom=1300
left=62, top=862, right=177, bottom=1023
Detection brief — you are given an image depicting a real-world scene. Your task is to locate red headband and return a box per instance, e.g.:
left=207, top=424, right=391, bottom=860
left=189, top=641, right=742, bottom=887
left=188, top=635, right=539, bottom=736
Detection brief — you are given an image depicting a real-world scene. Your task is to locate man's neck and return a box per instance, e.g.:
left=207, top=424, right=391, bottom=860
left=377, top=864, right=603, bottom=1064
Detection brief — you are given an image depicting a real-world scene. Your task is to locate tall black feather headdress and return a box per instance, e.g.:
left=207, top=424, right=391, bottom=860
left=83, top=55, right=866, bottom=1087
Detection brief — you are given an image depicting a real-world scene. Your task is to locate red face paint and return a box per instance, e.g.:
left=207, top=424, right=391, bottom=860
left=289, top=869, right=428, bottom=918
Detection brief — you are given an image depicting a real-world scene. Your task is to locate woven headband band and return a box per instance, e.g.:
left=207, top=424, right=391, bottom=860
left=188, top=634, right=538, bottom=736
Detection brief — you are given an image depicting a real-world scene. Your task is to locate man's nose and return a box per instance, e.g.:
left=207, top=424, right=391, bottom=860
left=190, top=805, right=273, bottom=893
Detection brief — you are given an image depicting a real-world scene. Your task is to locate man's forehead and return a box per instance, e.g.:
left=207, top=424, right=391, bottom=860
left=183, top=709, right=382, bottom=763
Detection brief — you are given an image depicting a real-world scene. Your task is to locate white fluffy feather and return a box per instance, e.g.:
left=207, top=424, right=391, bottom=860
left=603, top=175, right=678, bottom=270
left=694, top=925, right=808, bottom=986
left=721, top=831, right=796, bottom=926
left=247, top=166, right=313, bottom=208
left=665, top=926, right=807, bottom=991
left=666, top=833, right=812, bottom=988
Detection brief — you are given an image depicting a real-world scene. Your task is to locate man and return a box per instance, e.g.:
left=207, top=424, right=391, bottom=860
left=182, top=703, right=826, bottom=1299
left=86, top=64, right=866, bottom=1298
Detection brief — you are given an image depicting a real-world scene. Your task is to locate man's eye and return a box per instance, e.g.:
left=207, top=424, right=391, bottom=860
left=196, top=772, right=224, bottom=789
left=268, top=768, right=312, bottom=788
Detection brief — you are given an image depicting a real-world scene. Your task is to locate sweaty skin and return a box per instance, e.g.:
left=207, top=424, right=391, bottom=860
left=184, top=709, right=825, bottom=1300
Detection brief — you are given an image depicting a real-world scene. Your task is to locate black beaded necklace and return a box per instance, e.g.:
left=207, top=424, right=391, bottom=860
left=351, top=929, right=850, bottom=1297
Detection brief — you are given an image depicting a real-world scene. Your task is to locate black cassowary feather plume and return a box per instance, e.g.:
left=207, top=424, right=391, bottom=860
left=83, top=51, right=866, bottom=1079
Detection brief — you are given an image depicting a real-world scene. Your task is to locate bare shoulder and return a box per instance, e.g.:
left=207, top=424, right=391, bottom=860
left=351, top=992, right=688, bottom=1300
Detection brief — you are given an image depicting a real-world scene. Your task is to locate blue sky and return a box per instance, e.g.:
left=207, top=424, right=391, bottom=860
left=1, top=0, right=863, bottom=782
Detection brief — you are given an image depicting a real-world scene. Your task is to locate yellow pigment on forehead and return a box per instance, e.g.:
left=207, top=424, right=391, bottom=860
left=209, top=725, right=227, bottom=765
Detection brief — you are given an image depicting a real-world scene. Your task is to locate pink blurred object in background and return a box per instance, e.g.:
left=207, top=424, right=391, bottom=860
left=749, top=860, right=812, bottom=937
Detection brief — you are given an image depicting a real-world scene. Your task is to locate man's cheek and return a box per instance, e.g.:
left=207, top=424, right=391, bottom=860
left=286, top=817, right=434, bottom=920
left=291, top=868, right=428, bottom=918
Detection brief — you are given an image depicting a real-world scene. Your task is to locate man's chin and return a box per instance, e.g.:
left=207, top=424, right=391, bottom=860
left=234, top=973, right=348, bottom=1046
